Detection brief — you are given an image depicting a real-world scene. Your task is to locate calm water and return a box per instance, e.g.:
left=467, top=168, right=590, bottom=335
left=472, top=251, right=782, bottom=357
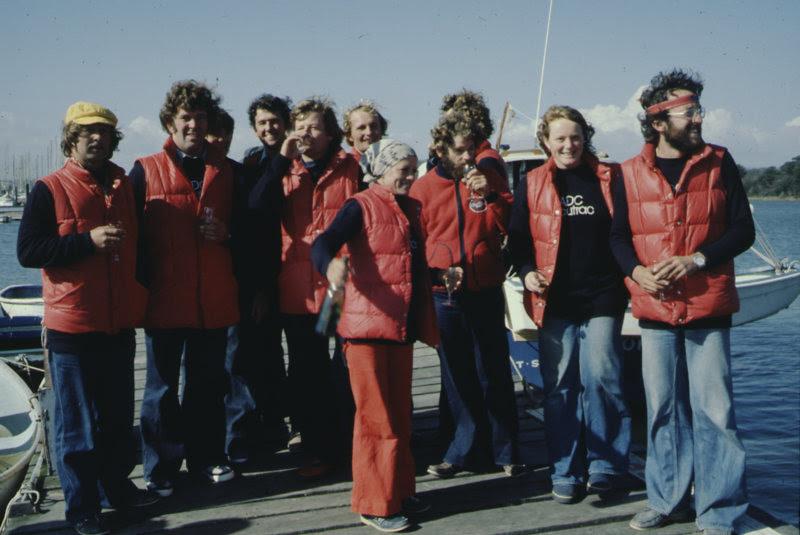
left=1, top=200, right=798, bottom=525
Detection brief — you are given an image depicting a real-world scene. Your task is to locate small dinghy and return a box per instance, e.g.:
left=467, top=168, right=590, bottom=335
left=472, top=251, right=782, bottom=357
left=0, top=360, right=42, bottom=517
left=0, top=286, right=43, bottom=320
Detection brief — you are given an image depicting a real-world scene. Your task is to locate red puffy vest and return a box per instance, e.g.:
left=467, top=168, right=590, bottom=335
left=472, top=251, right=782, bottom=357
left=621, top=143, right=739, bottom=325
left=523, top=155, right=617, bottom=327
left=40, top=159, right=147, bottom=333
left=137, top=138, right=239, bottom=329
left=409, top=159, right=512, bottom=291
left=280, top=148, right=359, bottom=314
left=337, top=185, right=439, bottom=346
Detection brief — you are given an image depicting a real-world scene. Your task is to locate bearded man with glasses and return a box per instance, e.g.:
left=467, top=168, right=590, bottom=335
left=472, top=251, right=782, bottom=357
left=610, top=69, right=754, bottom=535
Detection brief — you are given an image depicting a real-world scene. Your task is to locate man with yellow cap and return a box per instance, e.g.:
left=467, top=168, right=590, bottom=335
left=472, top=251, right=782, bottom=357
left=18, top=102, right=157, bottom=535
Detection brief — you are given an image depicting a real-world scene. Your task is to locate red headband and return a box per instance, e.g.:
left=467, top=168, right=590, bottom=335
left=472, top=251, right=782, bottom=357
left=645, top=94, right=698, bottom=115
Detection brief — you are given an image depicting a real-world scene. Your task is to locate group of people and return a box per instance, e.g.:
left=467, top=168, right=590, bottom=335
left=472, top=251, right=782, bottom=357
left=17, top=67, right=752, bottom=535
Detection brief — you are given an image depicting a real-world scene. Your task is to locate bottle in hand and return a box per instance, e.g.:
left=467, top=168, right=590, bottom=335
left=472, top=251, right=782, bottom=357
left=315, top=257, right=349, bottom=337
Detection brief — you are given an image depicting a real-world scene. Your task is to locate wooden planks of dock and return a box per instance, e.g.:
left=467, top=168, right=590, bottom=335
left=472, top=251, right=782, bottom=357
left=4, top=331, right=792, bottom=534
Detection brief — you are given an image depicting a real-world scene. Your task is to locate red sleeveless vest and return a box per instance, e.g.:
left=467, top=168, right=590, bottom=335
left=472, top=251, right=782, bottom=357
left=621, top=143, right=739, bottom=324
left=337, top=185, right=439, bottom=346
left=41, top=159, right=147, bottom=333
left=523, top=154, right=617, bottom=327
left=137, top=138, right=239, bottom=329
left=279, top=148, right=359, bottom=314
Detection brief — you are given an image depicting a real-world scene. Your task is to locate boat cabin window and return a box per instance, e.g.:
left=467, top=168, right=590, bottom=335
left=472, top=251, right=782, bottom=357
left=506, top=159, right=546, bottom=194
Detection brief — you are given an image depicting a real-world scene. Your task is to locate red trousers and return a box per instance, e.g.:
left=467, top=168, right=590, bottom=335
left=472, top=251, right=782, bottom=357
left=346, top=342, right=415, bottom=516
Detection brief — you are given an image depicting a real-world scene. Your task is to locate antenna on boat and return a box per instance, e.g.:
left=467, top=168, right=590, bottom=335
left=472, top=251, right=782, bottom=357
left=534, top=0, right=555, bottom=131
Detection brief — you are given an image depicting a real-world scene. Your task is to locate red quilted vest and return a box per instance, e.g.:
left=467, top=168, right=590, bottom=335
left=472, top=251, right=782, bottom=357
left=41, top=159, right=147, bottom=333
left=337, top=185, right=439, bottom=346
left=621, top=143, right=739, bottom=324
left=137, top=138, right=239, bottom=329
left=280, top=148, right=359, bottom=314
left=523, top=154, right=617, bottom=327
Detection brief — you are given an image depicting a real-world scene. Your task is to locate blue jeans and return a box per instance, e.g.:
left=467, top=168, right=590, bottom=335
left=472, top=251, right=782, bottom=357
left=225, top=308, right=287, bottom=459
left=140, top=328, right=228, bottom=481
left=433, top=287, right=519, bottom=467
left=640, top=326, right=748, bottom=532
left=48, top=331, right=138, bottom=523
left=538, top=314, right=630, bottom=486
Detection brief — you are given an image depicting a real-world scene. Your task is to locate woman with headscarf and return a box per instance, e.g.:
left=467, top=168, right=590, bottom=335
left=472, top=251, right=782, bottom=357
left=508, top=106, right=631, bottom=504
left=312, top=139, right=439, bottom=533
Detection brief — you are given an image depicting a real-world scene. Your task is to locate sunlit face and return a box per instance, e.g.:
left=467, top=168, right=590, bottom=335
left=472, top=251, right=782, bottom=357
left=376, top=157, right=418, bottom=195
left=292, top=111, right=332, bottom=160
left=253, top=108, right=287, bottom=150
left=71, top=124, right=114, bottom=169
left=168, top=108, right=208, bottom=156
left=544, top=118, right=584, bottom=170
left=437, top=135, right=475, bottom=179
left=657, top=90, right=704, bottom=154
left=206, top=129, right=233, bottom=156
left=348, top=110, right=383, bottom=153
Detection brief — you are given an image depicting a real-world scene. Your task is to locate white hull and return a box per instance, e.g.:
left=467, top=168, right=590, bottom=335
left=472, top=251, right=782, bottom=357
left=0, top=361, right=41, bottom=510
left=0, top=286, right=44, bottom=319
left=505, top=268, right=800, bottom=340
left=0, top=300, right=43, bottom=319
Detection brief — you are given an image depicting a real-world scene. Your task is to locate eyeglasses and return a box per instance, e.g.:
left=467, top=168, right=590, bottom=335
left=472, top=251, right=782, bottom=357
left=667, top=106, right=705, bottom=120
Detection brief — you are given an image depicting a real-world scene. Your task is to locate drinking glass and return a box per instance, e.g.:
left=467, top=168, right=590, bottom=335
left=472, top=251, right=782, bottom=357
left=443, top=266, right=462, bottom=307
left=463, top=165, right=487, bottom=213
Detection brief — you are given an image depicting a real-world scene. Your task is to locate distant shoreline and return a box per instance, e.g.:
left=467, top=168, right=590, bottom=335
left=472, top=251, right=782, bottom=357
left=749, top=196, right=799, bottom=201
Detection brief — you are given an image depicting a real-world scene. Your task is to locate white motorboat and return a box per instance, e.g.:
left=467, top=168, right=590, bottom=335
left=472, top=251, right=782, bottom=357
left=499, top=144, right=800, bottom=339
left=0, top=193, right=16, bottom=208
left=0, top=286, right=44, bottom=319
left=505, top=265, right=800, bottom=340
left=0, top=360, right=42, bottom=518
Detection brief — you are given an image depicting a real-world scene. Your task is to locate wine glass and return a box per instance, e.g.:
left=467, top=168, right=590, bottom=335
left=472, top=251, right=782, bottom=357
left=443, top=266, right=463, bottom=307
left=463, top=165, right=487, bottom=213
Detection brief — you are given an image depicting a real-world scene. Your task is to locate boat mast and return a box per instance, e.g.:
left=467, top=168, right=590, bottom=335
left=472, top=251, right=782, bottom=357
left=534, top=0, right=555, bottom=131
left=495, top=102, right=511, bottom=148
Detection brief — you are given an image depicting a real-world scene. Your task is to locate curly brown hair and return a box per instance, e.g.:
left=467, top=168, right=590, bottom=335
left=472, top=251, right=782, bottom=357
left=290, top=97, right=343, bottom=148
left=536, top=105, right=596, bottom=156
left=159, top=80, right=222, bottom=132
left=430, top=111, right=480, bottom=156
left=638, top=68, right=704, bottom=142
left=60, top=122, right=123, bottom=158
left=343, top=100, right=388, bottom=146
left=440, top=89, right=494, bottom=140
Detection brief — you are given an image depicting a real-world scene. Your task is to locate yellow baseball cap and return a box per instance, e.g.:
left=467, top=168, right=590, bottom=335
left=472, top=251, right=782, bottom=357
left=64, top=101, right=118, bottom=127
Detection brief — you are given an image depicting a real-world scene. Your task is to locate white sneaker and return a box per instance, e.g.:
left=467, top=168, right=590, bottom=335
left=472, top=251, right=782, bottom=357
left=203, top=464, right=234, bottom=483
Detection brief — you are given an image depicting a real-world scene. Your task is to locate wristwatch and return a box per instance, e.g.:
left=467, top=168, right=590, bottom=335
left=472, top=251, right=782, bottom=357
left=692, top=252, right=706, bottom=270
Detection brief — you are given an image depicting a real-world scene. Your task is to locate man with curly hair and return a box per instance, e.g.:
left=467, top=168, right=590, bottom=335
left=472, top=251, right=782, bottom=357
left=611, top=69, right=753, bottom=534
left=343, top=100, right=388, bottom=160
left=18, top=101, right=157, bottom=535
left=130, top=80, right=240, bottom=496
left=410, top=110, right=522, bottom=479
left=221, top=94, right=292, bottom=465
left=249, top=96, right=359, bottom=477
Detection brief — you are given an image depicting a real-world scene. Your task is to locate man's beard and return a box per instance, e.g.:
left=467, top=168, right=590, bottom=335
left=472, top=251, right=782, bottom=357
left=664, top=122, right=704, bottom=154
left=439, top=156, right=463, bottom=179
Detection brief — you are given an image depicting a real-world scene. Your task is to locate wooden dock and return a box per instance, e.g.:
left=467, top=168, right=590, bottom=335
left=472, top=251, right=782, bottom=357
left=4, top=332, right=795, bottom=534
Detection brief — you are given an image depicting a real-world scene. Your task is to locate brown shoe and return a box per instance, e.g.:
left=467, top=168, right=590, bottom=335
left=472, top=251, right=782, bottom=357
left=296, top=459, right=332, bottom=479
left=426, top=462, right=462, bottom=478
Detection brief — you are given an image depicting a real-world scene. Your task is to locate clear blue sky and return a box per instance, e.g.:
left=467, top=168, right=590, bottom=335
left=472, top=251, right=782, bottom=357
left=1, top=0, right=798, bottom=175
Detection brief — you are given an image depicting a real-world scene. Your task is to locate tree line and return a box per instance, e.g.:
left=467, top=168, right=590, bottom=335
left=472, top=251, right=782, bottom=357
left=740, top=155, right=800, bottom=198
